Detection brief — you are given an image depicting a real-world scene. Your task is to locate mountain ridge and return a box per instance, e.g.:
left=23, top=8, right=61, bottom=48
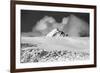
left=46, top=28, right=68, bottom=37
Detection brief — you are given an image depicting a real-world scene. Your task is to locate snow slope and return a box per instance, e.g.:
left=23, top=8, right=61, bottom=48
left=21, top=36, right=89, bottom=53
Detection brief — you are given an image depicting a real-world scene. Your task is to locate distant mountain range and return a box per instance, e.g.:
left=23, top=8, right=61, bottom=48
left=46, top=28, right=68, bottom=37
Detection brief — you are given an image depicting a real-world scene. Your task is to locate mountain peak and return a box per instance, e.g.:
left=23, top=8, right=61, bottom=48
left=46, top=28, right=67, bottom=37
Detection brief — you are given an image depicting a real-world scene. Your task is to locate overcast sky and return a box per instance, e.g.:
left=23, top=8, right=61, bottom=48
left=21, top=10, right=89, bottom=33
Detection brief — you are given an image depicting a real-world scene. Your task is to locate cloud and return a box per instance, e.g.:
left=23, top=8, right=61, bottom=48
left=32, top=16, right=57, bottom=36
left=34, top=16, right=56, bottom=31
left=62, top=15, right=89, bottom=37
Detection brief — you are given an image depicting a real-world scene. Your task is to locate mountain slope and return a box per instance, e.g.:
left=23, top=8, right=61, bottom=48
left=21, top=36, right=90, bottom=63
left=46, top=28, right=67, bottom=37
left=21, top=36, right=89, bottom=53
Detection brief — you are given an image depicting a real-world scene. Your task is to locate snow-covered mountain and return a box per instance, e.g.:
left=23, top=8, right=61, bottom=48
left=46, top=28, right=68, bottom=37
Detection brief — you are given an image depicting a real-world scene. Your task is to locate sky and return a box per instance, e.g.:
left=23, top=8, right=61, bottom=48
left=21, top=10, right=89, bottom=37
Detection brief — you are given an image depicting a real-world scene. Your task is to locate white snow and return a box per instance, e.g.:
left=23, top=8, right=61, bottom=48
left=21, top=36, right=89, bottom=53
left=46, top=28, right=58, bottom=37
